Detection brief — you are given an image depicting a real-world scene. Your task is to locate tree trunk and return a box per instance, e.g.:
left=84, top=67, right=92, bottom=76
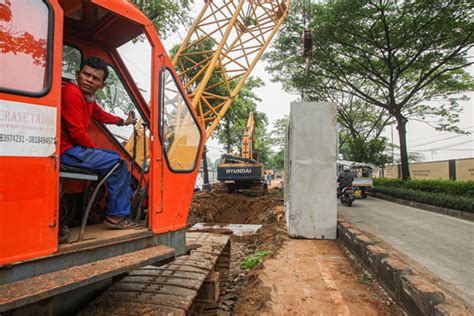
left=395, top=113, right=410, bottom=181
left=202, top=146, right=211, bottom=191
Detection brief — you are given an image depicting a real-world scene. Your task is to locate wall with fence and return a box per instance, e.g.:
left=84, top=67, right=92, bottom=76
left=383, top=158, right=474, bottom=181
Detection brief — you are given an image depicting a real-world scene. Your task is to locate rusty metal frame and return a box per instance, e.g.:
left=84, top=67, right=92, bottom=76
left=172, top=0, right=291, bottom=140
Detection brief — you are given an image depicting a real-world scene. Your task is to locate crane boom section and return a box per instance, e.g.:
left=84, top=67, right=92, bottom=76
left=172, top=0, right=290, bottom=140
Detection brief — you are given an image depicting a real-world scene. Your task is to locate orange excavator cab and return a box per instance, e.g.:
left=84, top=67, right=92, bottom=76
left=0, top=0, right=203, bottom=279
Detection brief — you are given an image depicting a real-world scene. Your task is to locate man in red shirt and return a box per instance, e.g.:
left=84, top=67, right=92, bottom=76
left=60, top=56, right=137, bottom=230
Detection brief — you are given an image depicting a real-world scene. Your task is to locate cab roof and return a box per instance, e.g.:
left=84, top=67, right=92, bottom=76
left=60, top=0, right=151, bottom=48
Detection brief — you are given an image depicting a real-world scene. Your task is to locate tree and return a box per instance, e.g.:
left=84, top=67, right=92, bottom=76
left=215, top=77, right=269, bottom=156
left=339, top=132, right=392, bottom=168
left=268, top=0, right=474, bottom=180
left=131, top=0, right=194, bottom=38
left=267, top=116, right=288, bottom=171
left=265, top=2, right=394, bottom=170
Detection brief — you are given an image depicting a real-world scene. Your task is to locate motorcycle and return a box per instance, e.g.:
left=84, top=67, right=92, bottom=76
left=338, top=185, right=355, bottom=207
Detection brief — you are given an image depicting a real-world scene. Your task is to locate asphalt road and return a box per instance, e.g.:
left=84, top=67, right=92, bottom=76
left=338, top=197, right=474, bottom=304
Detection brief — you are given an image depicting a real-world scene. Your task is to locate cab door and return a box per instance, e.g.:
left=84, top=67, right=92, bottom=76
left=149, top=67, right=204, bottom=234
left=0, top=0, right=63, bottom=265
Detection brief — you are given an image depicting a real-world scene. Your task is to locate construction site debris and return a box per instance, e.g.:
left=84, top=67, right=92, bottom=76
left=188, top=189, right=402, bottom=314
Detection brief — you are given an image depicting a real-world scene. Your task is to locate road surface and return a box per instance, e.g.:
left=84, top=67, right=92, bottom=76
left=338, top=197, right=474, bottom=304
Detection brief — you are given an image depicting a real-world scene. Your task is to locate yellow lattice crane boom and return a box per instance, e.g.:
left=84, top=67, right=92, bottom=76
left=126, top=1, right=290, bottom=166
left=172, top=0, right=290, bottom=140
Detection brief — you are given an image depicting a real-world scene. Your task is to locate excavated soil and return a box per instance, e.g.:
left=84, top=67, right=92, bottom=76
left=188, top=188, right=402, bottom=315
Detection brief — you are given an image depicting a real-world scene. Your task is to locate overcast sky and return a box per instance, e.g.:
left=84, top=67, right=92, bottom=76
left=126, top=3, right=473, bottom=164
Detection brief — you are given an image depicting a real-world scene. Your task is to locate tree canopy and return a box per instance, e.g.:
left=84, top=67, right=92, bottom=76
left=215, top=77, right=271, bottom=162
left=266, top=0, right=474, bottom=179
left=267, top=116, right=289, bottom=171
left=131, top=0, right=194, bottom=38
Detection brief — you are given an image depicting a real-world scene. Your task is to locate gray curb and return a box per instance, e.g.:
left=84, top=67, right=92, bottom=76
left=337, top=220, right=471, bottom=315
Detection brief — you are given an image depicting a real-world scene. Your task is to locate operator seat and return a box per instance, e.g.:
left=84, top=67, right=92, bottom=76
left=59, top=160, right=123, bottom=242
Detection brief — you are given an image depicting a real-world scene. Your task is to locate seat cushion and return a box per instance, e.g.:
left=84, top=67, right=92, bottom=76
left=60, top=164, right=98, bottom=176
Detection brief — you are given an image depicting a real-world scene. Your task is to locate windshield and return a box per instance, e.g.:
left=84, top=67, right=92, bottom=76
left=117, top=34, right=152, bottom=105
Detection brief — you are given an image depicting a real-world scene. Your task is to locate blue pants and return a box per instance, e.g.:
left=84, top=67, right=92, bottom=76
left=61, top=146, right=132, bottom=217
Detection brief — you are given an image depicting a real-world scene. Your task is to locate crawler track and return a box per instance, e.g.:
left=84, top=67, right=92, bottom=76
left=80, top=232, right=230, bottom=315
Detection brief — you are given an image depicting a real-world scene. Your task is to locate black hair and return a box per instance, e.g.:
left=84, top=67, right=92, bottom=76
left=80, top=56, right=109, bottom=82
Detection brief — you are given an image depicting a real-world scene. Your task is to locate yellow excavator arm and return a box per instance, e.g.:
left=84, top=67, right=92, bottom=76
left=242, top=112, right=255, bottom=160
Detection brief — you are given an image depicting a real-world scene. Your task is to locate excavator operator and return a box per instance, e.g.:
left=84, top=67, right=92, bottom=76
left=60, top=56, right=138, bottom=231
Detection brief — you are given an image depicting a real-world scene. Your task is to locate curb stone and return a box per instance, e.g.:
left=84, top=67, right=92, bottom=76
left=337, top=221, right=471, bottom=316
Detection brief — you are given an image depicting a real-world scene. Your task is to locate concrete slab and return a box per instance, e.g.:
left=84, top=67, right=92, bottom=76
left=284, top=102, right=337, bottom=239
left=189, top=223, right=262, bottom=236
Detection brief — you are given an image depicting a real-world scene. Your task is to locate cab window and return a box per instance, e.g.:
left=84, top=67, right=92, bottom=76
left=95, top=65, right=145, bottom=147
left=117, top=34, right=152, bottom=105
left=0, top=0, right=51, bottom=95
left=161, top=69, right=202, bottom=172
left=62, top=45, right=82, bottom=80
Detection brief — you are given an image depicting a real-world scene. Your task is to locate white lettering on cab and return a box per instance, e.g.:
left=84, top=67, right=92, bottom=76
left=0, top=100, right=57, bottom=157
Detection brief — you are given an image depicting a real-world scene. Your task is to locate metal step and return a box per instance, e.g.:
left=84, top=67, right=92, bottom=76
left=0, top=245, right=175, bottom=313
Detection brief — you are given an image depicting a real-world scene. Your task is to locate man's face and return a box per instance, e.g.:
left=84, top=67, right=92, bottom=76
left=76, top=65, right=106, bottom=95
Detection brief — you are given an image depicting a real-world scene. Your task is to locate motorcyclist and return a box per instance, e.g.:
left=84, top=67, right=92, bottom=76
left=337, top=166, right=354, bottom=191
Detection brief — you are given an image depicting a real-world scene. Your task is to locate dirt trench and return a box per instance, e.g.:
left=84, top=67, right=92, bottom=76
left=188, top=189, right=402, bottom=315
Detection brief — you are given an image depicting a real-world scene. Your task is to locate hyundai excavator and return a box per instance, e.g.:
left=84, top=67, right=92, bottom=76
left=216, top=112, right=266, bottom=193
left=0, top=0, right=289, bottom=314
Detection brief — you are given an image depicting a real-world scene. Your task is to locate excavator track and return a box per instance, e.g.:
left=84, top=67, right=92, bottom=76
left=79, top=232, right=230, bottom=315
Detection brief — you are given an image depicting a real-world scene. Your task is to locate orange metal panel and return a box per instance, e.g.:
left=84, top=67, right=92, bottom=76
left=0, top=0, right=63, bottom=265
left=91, top=0, right=151, bottom=26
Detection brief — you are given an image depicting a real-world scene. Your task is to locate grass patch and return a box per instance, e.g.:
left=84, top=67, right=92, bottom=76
left=240, top=250, right=272, bottom=270
left=359, top=273, right=373, bottom=285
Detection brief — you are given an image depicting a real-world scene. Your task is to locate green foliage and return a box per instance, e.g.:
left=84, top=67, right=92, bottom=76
left=131, top=0, right=194, bottom=38
left=96, top=68, right=135, bottom=114
left=270, top=116, right=289, bottom=151
left=373, top=186, right=474, bottom=213
left=374, top=178, right=474, bottom=197
left=215, top=77, right=268, bottom=154
left=240, top=250, right=272, bottom=270
left=268, top=149, right=284, bottom=171
left=266, top=0, right=474, bottom=180
left=265, top=115, right=289, bottom=171
left=339, top=133, right=392, bottom=168
left=359, top=273, right=373, bottom=285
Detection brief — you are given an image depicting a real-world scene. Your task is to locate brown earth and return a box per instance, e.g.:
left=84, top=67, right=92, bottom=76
left=188, top=188, right=402, bottom=315
left=236, top=240, right=401, bottom=315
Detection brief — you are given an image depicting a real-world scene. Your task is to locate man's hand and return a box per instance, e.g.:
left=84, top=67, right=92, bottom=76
left=124, top=110, right=138, bottom=126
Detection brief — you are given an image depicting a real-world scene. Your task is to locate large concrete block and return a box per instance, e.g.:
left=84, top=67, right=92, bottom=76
left=284, top=102, right=337, bottom=239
